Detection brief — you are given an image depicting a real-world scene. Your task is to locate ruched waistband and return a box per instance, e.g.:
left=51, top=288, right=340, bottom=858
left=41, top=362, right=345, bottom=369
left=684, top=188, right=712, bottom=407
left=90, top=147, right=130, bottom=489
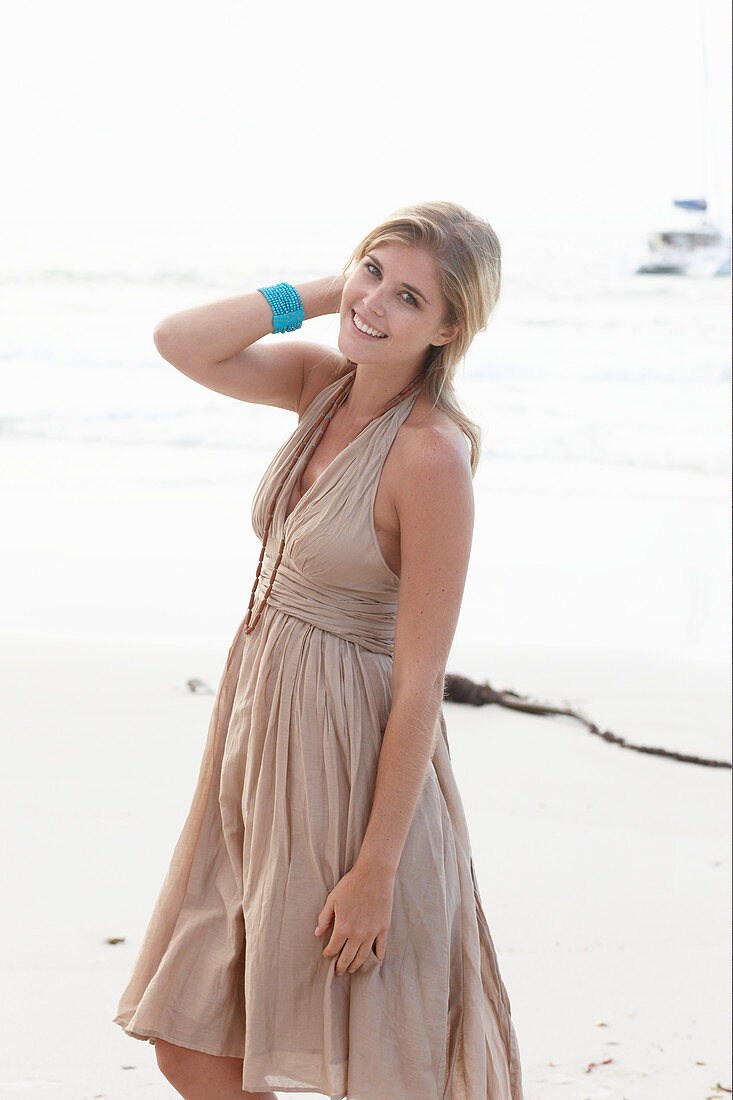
left=255, top=558, right=397, bottom=656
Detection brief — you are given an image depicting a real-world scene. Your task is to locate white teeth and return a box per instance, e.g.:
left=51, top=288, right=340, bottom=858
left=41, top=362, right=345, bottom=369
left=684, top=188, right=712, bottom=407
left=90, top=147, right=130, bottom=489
left=353, top=311, right=386, bottom=338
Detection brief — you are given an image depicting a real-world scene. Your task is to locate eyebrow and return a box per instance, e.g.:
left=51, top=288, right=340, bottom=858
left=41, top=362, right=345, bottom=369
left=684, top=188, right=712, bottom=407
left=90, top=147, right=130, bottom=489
left=366, top=251, right=431, bottom=305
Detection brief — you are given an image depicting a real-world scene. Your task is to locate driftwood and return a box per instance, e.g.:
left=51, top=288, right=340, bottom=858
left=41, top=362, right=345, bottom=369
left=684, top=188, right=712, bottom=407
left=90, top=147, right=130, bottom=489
left=443, top=673, right=732, bottom=770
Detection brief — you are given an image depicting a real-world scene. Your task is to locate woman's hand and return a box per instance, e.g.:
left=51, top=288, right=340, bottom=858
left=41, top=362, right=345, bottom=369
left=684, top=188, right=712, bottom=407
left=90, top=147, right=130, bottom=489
left=315, top=861, right=394, bottom=975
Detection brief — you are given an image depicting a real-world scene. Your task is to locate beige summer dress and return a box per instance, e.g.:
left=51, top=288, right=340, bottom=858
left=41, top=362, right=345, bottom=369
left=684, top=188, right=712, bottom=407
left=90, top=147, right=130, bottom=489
left=113, top=369, right=524, bottom=1100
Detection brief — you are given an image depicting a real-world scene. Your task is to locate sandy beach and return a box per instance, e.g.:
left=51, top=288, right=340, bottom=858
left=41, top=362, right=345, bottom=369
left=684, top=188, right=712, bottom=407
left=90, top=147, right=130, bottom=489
left=1, top=0, right=731, bottom=1083
left=0, top=631, right=729, bottom=1100
left=1, top=214, right=730, bottom=1098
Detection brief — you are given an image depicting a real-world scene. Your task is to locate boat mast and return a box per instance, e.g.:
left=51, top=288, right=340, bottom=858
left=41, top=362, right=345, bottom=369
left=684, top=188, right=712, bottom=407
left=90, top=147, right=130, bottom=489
left=698, top=0, right=712, bottom=222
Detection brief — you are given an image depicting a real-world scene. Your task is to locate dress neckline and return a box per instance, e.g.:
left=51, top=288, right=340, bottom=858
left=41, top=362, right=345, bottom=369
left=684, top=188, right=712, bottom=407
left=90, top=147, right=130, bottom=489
left=282, top=371, right=422, bottom=529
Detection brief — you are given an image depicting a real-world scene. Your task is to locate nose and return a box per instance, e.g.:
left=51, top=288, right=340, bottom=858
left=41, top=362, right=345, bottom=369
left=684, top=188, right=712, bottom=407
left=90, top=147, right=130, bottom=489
left=361, top=284, right=385, bottom=317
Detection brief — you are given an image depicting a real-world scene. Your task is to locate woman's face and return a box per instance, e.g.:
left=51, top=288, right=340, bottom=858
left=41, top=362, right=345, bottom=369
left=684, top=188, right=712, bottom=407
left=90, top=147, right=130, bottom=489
left=337, top=240, right=459, bottom=373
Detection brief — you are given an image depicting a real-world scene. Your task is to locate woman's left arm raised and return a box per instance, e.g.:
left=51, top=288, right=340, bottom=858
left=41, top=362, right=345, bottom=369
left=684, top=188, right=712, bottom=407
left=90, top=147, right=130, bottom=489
left=358, top=424, right=475, bottom=875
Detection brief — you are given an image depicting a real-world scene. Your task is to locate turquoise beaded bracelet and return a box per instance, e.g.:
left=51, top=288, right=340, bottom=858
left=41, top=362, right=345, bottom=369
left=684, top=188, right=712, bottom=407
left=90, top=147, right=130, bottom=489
left=257, top=281, right=305, bottom=334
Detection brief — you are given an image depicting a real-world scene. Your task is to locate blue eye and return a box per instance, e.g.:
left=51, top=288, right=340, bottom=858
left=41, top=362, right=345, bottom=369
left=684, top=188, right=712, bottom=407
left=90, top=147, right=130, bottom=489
left=364, top=261, right=419, bottom=307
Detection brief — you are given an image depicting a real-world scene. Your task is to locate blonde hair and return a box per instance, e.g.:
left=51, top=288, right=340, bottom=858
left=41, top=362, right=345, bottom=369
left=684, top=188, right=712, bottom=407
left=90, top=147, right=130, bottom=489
left=336, top=200, right=501, bottom=475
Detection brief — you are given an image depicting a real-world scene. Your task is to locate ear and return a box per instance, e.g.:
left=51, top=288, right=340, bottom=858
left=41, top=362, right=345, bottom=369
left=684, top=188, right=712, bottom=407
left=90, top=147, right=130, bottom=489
left=430, top=321, right=461, bottom=348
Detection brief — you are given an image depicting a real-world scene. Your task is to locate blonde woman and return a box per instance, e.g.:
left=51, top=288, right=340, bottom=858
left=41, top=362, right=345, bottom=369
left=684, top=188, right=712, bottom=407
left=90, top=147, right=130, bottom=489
left=114, top=201, right=524, bottom=1100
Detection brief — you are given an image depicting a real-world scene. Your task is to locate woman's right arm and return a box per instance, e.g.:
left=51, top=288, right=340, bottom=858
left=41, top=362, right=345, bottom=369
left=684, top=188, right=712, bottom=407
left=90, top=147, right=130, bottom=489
left=153, top=274, right=345, bottom=413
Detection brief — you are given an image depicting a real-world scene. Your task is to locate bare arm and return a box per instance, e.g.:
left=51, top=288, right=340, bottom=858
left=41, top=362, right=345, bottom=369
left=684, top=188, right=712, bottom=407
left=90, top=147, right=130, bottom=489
left=153, top=273, right=346, bottom=412
left=354, top=427, right=475, bottom=876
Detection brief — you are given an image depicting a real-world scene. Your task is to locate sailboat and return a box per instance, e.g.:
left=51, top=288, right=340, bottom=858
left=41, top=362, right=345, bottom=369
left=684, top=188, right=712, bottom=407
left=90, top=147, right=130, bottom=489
left=636, top=198, right=731, bottom=277
left=635, top=2, right=731, bottom=278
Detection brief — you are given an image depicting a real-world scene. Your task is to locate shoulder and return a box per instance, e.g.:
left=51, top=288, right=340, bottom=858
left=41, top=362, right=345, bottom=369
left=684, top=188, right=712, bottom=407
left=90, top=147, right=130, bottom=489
left=296, top=345, right=348, bottom=419
left=393, top=397, right=473, bottom=507
left=389, top=398, right=475, bottom=691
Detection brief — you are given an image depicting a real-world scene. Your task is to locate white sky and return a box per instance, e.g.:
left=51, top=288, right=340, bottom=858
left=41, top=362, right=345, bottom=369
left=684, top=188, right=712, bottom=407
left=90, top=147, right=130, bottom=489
left=1, top=0, right=731, bottom=235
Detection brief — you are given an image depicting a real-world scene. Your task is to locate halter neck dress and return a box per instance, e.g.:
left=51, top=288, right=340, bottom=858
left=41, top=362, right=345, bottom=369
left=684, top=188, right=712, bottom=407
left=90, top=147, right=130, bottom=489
left=113, top=369, right=524, bottom=1100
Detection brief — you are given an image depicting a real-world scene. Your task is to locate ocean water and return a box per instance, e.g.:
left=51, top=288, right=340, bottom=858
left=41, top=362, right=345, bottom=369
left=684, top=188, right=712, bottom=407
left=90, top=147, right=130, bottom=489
left=1, top=217, right=730, bottom=662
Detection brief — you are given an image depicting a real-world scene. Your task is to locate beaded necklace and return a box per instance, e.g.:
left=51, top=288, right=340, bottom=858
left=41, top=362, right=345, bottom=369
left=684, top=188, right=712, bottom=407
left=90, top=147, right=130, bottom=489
left=243, top=367, right=426, bottom=635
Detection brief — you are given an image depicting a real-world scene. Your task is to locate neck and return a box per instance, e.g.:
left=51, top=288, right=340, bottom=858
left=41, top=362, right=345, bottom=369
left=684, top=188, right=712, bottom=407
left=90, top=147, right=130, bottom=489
left=341, top=363, right=425, bottom=425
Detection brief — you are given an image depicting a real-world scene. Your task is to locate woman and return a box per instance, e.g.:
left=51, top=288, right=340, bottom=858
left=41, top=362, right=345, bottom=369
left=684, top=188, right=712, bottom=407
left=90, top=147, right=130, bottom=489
left=113, top=201, right=524, bottom=1100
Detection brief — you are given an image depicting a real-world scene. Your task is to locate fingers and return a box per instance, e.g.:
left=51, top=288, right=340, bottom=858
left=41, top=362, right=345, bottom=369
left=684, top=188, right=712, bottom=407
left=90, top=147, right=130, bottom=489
left=320, top=928, right=347, bottom=970
left=315, top=898, right=335, bottom=938
left=345, top=942, right=373, bottom=974
left=321, top=929, right=346, bottom=960
left=334, top=942, right=359, bottom=976
left=323, top=935, right=384, bottom=975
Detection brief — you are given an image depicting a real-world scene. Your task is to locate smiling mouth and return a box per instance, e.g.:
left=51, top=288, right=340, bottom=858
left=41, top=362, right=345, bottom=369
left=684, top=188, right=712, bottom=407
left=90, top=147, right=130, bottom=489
left=351, top=309, right=387, bottom=339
